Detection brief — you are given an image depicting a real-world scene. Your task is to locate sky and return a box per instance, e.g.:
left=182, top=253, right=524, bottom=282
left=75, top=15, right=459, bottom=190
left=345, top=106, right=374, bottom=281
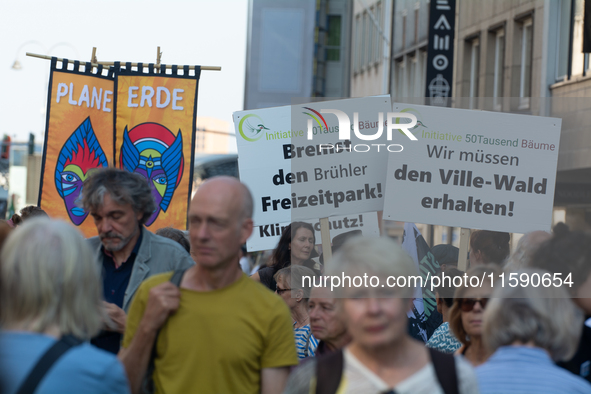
left=1, top=0, right=248, bottom=151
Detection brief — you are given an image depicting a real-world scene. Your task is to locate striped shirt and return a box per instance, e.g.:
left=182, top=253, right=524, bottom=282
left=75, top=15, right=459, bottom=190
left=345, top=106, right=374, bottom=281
left=293, top=324, right=318, bottom=359
left=477, top=346, right=591, bottom=394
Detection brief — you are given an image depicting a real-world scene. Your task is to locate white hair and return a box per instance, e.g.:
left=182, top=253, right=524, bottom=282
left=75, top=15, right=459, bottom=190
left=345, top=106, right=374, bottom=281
left=326, top=236, right=418, bottom=298
left=0, top=218, right=104, bottom=339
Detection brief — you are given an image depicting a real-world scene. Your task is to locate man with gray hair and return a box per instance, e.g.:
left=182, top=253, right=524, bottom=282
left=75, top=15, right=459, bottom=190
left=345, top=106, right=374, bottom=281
left=83, top=168, right=194, bottom=354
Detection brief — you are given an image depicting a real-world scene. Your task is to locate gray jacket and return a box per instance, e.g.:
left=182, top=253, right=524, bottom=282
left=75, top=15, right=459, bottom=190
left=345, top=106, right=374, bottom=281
left=89, top=227, right=195, bottom=312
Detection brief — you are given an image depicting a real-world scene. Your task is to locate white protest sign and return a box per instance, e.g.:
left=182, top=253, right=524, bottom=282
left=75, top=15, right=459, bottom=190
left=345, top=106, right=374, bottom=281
left=247, top=211, right=380, bottom=252
left=383, top=103, right=561, bottom=233
left=234, top=96, right=398, bottom=230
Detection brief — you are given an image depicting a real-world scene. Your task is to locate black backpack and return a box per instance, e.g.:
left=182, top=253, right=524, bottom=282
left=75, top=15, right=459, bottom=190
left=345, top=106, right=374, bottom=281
left=315, top=347, right=459, bottom=394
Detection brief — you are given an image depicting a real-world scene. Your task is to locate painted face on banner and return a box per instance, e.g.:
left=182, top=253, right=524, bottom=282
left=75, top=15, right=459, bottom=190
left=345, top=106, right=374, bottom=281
left=55, top=117, right=109, bottom=225
left=120, top=122, right=184, bottom=226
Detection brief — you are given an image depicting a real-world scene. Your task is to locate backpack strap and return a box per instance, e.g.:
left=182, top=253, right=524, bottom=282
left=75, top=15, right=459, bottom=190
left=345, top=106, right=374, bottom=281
left=143, top=269, right=188, bottom=394
left=16, top=335, right=83, bottom=394
left=169, top=268, right=187, bottom=287
left=315, top=349, right=344, bottom=394
left=428, top=347, right=459, bottom=394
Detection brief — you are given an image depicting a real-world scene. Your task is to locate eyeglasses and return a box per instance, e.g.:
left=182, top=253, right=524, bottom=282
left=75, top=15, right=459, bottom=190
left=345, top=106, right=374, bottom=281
left=459, top=298, right=489, bottom=312
left=276, top=287, right=292, bottom=295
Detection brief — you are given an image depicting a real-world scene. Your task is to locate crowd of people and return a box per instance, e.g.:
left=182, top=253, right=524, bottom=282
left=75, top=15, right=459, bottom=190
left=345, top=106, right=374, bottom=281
left=0, top=169, right=590, bottom=393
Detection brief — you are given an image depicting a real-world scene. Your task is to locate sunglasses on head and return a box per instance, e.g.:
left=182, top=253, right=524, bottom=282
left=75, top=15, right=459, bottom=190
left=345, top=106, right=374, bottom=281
left=459, top=298, right=489, bottom=312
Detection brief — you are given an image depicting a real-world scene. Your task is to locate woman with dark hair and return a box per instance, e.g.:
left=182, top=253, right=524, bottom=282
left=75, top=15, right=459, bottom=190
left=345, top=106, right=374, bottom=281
left=251, top=222, right=320, bottom=291
left=469, top=230, right=510, bottom=266
left=449, top=265, right=502, bottom=366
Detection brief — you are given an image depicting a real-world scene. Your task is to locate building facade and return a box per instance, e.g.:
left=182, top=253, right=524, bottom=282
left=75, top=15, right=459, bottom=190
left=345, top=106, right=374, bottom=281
left=454, top=0, right=591, bottom=232
left=244, top=0, right=352, bottom=110
left=195, top=117, right=232, bottom=154
left=350, top=0, right=393, bottom=97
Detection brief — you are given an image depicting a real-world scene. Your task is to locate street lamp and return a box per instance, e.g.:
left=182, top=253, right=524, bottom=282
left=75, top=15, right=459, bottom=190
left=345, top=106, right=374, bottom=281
left=11, top=41, right=79, bottom=70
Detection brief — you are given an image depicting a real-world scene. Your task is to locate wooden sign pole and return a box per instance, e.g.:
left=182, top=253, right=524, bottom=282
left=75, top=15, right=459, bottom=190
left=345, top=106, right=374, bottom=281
left=458, top=227, right=471, bottom=272
left=26, top=52, right=221, bottom=71
left=91, top=47, right=97, bottom=64
left=319, top=217, right=332, bottom=266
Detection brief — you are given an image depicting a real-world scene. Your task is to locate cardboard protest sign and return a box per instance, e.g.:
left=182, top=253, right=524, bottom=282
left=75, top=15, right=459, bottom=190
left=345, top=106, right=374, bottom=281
left=247, top=211, right=380, bottom=252
left=39, top=58, right=114, bottom=237
left=114, top=65, right=201, bottom=230
left=383, top=104, right=561, bottom=233
left=234, top=97, right=394, bottom=233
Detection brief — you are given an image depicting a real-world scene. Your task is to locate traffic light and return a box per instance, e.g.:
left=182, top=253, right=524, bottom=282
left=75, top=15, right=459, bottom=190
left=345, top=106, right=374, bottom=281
left=28, top=133, right=35, bottom=155
left=1, top=135, right=11, bottom=160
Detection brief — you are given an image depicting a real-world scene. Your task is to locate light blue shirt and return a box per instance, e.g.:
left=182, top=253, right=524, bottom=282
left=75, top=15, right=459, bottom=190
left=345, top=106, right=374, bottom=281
left=0, top=331, right=130, bottom=394
left=477, top=346, right=591, bottom=394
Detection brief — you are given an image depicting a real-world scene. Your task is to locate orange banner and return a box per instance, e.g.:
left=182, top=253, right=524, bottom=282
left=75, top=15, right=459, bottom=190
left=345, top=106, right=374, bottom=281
left=39, top=60, right=114, bottom=237
left=114, top=69, right=199, bottom=230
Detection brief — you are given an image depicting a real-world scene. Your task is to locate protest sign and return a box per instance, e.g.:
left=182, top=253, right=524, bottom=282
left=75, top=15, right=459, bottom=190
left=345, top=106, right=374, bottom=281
left=233, top=96, right=395, bottom=231
left=247, top=211, right=380, bottom=252
left=383, top=104, right=561, bottom=233
left=114, top=65, right=201, bottom=230
left=39, top=58, right=114, bottom=237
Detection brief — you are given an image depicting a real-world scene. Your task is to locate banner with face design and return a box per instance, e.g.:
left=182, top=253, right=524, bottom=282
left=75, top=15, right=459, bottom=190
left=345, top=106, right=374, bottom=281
left=38, top=58, right=114, bottom=237
left=114, top=65, right=200, bottom=229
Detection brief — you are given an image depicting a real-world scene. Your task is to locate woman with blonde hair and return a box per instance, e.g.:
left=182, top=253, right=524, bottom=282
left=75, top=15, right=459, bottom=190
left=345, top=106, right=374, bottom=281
left=0, top=219, right=130, bottom=394
left=477, top=268, right=591, bottom=393
left=449, top=264, right=502, bottom=366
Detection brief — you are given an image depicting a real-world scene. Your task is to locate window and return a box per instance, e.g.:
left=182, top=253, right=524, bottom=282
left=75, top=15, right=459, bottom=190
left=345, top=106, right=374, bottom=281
left=408, top=55, right=417, bottom=97
left=367, top=9, right=374, bottom=65
left=326, top=15, right=342, bottom=61
left=493, top=30, right=505, bottom=111
left=10, top=146, right=27, bottom=167
left=572, top=0, right=585, bottom=77
left=468, top=38, right=480, bottom=109
left=375, top=2, right=382, bottom=62
left=518, top=18, right=533, bottom=109
left=556, top=0, right=572, bottom=80
left=414, top=8, right=419, bottom=45
left=396, top=58, right=406, bottom=98
left=363, top=12, right=368, bottom=68
left=420, top=50, right=428, bottom=99
left=354, top=15, right=361, bottom=72
left=402, top=13, right=407, bottom=49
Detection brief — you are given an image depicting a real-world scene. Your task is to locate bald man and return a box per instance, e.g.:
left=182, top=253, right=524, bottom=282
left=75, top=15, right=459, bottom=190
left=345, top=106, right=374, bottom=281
left=119, top=177, right=298, bottom=394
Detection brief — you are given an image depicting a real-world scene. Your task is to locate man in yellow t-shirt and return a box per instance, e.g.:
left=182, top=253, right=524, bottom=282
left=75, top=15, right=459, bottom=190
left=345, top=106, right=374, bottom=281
left=119, top=177, right=298, bottom=394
